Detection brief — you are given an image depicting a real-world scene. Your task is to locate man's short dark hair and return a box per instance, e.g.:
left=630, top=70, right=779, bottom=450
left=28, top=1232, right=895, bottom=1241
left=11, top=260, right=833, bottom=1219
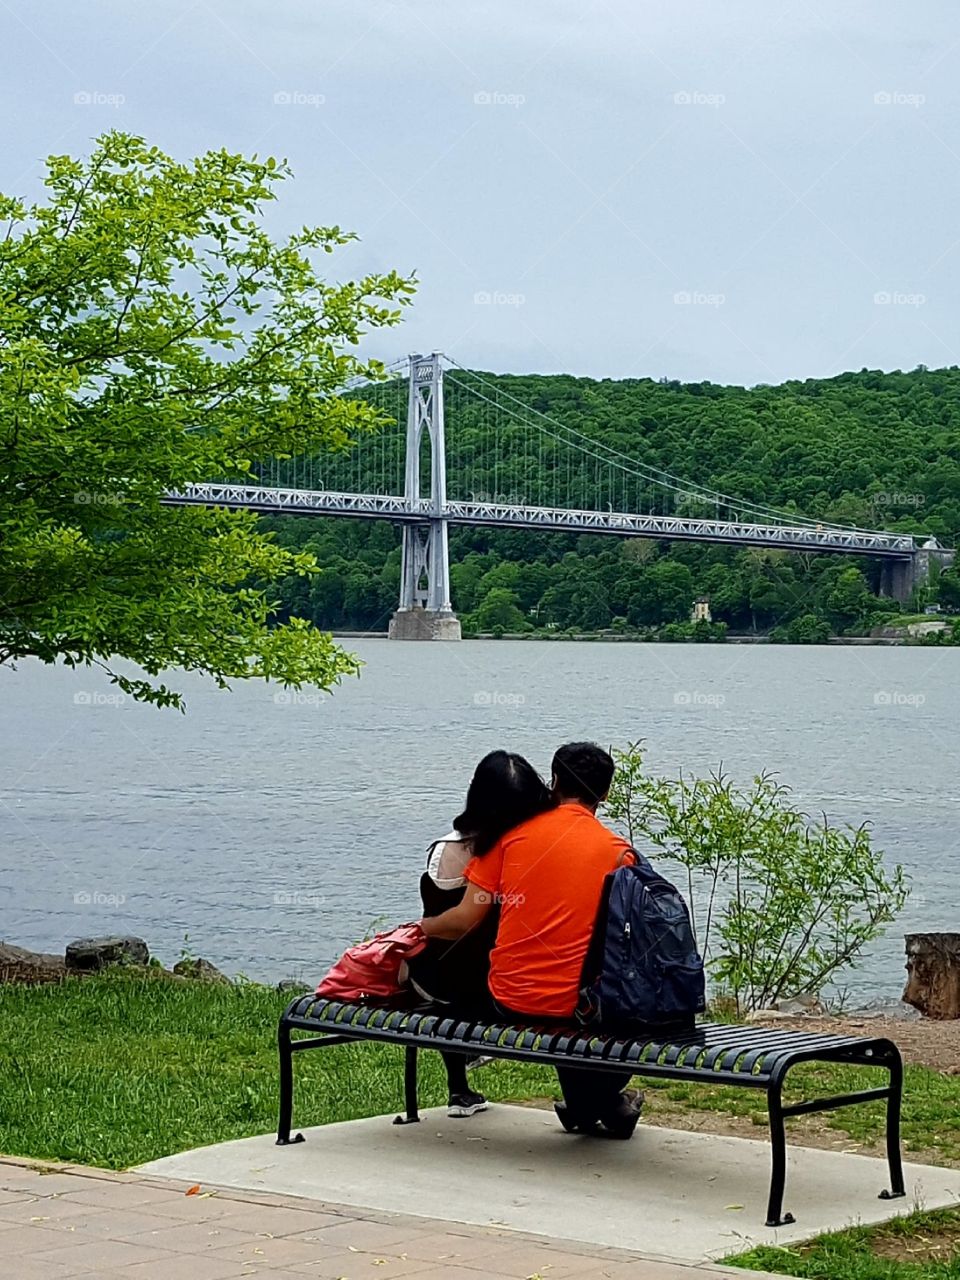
left=551, top=741, right=615, bottom=807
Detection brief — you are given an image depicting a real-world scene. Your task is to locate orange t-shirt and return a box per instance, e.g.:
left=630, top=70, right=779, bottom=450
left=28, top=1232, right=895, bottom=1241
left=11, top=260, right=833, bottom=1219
left=465, top=803, right=633, bottom=1018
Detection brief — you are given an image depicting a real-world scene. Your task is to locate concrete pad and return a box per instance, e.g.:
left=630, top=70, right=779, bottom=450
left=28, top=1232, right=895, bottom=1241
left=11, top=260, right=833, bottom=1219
left=137, top=1105, right=960, bottom=1263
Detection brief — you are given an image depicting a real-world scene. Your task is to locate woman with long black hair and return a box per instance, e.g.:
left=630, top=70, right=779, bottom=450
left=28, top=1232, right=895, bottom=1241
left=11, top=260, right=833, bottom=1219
left=406, top=749, right=552, bottom=1116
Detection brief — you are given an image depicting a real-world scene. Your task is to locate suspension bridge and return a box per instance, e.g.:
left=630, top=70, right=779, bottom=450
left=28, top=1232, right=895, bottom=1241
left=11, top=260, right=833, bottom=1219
left=166, top=353, right=950, bottom=639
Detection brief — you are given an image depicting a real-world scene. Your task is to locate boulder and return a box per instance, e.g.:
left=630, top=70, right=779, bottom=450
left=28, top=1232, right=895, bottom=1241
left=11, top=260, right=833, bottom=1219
left=852, top=1000, right=921, bottom=1022
left=903, top=932, right=960, bottom=1019
left=65, top=935, right=149, bottom=972
left=172, top=957, right=231, bottom=984
left=745, top=1008, right=792, bottom=1022
left=0, top=942, right=67, bottom=984
left=277, top=978, right=311, bottom=993
left=770, top=995, right=823, bottom=1016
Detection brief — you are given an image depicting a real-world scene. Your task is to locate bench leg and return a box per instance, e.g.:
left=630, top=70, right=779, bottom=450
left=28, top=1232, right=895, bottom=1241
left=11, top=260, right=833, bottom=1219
left=393, top=1047, right=420, bottom=1125
left=765, top=1078, right=795, bottom=1227
left=276, top=1023, right=305, bottom=1146
left=879, top=1051, right=906, bottom=1202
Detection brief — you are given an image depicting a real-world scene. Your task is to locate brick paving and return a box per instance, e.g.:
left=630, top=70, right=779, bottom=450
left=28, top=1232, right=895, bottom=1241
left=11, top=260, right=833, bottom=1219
left=0, top=1155, right=779, bottom=1279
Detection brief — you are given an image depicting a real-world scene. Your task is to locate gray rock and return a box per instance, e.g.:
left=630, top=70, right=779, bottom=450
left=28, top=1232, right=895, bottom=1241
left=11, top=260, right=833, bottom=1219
left=65, top=935, right=149, bottom=972
left=172, top=957, right=231, bottom=984
left=852, top=1000, right=922, bottom=1022
left=277, top=978, right=310, bottom=993
left=771, top=995, right=823, bottom=1016
left=745, top=1008, right=792, bottom=1022
left=0, top=942, right=67, bottom=983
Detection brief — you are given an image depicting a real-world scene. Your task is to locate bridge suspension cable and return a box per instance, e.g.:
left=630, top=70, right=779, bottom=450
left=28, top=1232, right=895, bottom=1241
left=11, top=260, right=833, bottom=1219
left=439, top=354, right=875, bottom=534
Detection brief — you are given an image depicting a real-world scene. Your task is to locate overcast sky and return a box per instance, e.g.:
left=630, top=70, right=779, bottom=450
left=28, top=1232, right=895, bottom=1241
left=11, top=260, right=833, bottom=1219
left=3, top=0, right=959, bottom=385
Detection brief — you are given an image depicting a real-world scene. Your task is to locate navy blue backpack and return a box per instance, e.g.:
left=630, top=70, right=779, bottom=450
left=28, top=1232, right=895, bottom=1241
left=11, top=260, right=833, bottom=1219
left=577, top=852, right=706, bottom=1029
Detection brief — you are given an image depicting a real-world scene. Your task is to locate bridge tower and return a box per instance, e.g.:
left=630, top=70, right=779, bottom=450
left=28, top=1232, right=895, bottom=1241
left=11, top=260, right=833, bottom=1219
left=388, top=353, right=461, bottom=640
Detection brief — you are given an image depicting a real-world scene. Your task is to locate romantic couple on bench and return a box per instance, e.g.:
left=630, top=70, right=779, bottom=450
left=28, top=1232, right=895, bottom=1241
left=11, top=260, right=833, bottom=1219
left=404, top=740, right=701, bottom=1137
left=289, top=741, right=906, bottom=1228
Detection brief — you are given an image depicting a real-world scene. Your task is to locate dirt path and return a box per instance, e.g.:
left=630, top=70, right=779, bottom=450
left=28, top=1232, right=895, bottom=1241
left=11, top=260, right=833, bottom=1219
left=751, top=1013, right=960, bottom=1073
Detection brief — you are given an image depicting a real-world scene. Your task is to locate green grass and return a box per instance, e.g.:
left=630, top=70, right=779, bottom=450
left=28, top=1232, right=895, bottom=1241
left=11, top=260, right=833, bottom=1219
left=0, top=973, right=559, bottom=1168
left=726, top=1207, right=960, bottom=1278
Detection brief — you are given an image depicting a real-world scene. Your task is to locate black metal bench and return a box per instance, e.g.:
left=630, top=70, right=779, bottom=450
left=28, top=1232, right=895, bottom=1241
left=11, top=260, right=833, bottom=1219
left=277, top=995, right=906, bottom=1228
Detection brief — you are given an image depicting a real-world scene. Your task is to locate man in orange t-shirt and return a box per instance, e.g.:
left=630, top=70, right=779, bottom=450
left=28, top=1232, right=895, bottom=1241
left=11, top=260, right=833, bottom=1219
left=421, top=742, right=641, bottom=1137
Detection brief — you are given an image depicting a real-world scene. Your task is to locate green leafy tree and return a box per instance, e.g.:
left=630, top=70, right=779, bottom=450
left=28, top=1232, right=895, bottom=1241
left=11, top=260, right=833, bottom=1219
left=823, top=565, right=874, bottom=632
left=468, top=587, right=530, bottom=634
left=625, top=560, right=694, bottom=626
left=938, top=567, right=960, bottom=611
left=785, top=613, right=831, bottom=644
left=449, top=553, right=489, bottom=616
left=0, top=133, right=414, bottom=706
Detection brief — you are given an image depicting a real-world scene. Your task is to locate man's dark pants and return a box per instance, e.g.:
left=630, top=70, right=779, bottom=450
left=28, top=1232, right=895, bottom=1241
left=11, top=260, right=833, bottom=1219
left=489, top=998, right=633, bottom=1123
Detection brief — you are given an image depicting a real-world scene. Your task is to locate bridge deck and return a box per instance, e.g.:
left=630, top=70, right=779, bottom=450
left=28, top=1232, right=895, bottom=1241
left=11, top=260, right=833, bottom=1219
left=164, top=484, right=917, bottom=557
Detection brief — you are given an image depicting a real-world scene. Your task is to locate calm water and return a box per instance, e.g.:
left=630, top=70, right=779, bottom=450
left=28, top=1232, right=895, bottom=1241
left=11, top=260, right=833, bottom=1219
left=1, top=641, right=957, bottom=999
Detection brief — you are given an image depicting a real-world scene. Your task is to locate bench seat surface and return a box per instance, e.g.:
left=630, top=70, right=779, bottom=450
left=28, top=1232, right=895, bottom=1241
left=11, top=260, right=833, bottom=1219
left=283, top=995, right=893, bottom=1083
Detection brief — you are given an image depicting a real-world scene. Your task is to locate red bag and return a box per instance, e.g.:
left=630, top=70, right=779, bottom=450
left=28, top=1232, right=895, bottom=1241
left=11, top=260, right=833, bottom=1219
left=316, top=923, right=428, bottom=1000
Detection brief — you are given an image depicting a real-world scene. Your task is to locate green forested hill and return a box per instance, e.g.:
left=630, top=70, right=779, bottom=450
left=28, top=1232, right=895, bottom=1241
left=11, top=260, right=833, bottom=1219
left=263, top=365, right=960, bottom=640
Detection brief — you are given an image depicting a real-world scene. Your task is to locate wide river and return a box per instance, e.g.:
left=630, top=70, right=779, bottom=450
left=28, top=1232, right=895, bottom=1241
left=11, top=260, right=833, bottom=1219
left=1, top=641, right=956, bottom=1001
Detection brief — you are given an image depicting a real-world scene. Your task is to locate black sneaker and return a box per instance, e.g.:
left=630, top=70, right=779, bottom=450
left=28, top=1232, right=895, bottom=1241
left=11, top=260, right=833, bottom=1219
left=448, top=1090, right=488, bottom=1118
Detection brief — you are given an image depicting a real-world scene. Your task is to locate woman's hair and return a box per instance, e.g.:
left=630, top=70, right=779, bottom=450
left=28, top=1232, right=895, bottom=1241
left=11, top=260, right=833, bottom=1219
left=454, top=750, right=552, bottom=857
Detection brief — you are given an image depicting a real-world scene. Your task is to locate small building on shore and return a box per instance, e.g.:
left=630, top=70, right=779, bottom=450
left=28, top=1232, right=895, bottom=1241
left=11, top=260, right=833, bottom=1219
left=691, top=597, right=712, bottom=623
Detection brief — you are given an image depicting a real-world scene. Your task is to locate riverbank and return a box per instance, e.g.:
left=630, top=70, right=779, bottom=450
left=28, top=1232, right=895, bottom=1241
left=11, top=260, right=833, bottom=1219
left=332, top=630, right=942, bottom=645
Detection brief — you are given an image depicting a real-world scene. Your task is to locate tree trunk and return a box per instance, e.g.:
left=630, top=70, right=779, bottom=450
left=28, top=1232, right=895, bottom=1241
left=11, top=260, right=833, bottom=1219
left=902, top=933, right=960, bottom=1019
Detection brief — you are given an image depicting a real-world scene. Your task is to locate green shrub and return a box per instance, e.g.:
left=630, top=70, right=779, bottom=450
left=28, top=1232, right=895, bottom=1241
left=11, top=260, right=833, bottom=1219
left=606, top=744, right=908, bottom=1014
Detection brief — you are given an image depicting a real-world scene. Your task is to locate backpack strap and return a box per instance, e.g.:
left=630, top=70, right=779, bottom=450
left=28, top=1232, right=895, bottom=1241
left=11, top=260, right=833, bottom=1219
left=577, top=869, right=616, bottom=1000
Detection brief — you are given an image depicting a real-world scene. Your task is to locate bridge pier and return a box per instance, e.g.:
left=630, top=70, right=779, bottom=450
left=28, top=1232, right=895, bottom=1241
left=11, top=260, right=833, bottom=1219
left=388, top=605, right=461, bottom=640
left=389, top=353, right=461, bottom=640
left=879, top=558, right=915, bottom=603
left=879, top=542, right=954, bottom=603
